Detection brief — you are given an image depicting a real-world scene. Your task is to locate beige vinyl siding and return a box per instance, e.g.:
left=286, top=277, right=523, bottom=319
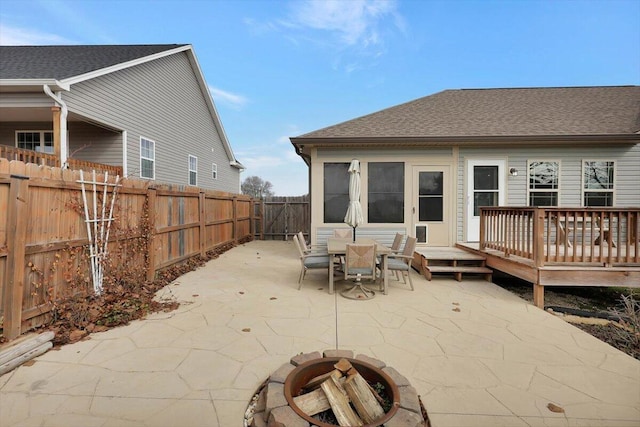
left=61, top=52, right=239, bottom=192
left=456, top=142, right=640, bottom=242
left=67, top=122, right=122, bottom=166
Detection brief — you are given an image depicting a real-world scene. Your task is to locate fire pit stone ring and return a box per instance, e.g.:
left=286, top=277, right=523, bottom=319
left=245, top=349, right=426, bottom=427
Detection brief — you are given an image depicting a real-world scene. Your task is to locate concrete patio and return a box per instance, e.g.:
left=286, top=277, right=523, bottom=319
left=1, top=240, right=639, bottom=427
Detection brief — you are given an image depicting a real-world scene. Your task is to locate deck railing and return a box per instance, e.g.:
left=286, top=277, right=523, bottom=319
left=480, top=207, right=640, bottom=266
left=0, top=145, right=123, bottom=176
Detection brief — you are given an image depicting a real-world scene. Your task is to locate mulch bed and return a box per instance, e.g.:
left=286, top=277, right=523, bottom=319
left=571, top=322, right=640, bottom=360
left=1, top=241, right=241, bottom=347
left=493, top=272, right=639, bottom=361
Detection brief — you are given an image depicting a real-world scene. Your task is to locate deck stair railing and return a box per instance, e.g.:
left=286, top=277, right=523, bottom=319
left=0, top=145, right=123, bottom=176
left=480, top=207, right=639, bottom=267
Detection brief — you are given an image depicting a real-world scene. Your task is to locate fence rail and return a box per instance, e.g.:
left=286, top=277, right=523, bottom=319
left=0, top=145, right=123, bottom=176
left=0, top=159, right=259, bottom=340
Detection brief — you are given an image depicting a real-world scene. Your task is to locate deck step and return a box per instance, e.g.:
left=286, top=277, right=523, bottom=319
left=416, top=247, right=493, bottom=282
left=425, top=266, right=493, bottom=282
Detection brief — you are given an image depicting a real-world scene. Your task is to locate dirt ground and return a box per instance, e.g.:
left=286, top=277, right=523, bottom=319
left=493, top=272, right=640, bottom=360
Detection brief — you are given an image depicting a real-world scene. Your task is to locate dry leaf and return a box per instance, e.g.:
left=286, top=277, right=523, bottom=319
left=547, top=403, right=564, bottom=413
left=452, top=307, right=461, bottom=312
left=452, top=302, right=460, bottom=306
left=270, top=297, right=277, bottom=300
left=242, top=328, right=251, bottom=332
left=239, top=291, right=245, bottom=295
left=192, top=294, right=199, bottom=297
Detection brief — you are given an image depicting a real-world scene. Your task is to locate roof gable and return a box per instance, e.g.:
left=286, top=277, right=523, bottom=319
left=295, top=86, right=640, bottom=140
left=0, top=44, right=187, bottom=80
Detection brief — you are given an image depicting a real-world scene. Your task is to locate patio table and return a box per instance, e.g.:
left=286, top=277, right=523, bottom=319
left=327, top=237, right=392, bottom=295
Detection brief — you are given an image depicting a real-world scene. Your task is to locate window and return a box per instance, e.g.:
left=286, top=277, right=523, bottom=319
left=16, top=131, right=54, bottom=153
left=368, top=162, right=404, bottom=223
left=212, top=163, right=218, bottom=180
left=473, top=166, right=499, bottom=216
left=188, top=155, right=197, bottom=186
left=583, top=160, right=614, bottom=206
left=323, top=162, right=350, bottom=223
left=140, top=137, right=155, bottom=179
left=418, top=171, right=443, bottom=221
left=528, top=161, right=559, bottom=206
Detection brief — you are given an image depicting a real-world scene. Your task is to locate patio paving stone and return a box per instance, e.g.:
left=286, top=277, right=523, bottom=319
left=1, top=240, right=638, bottom=427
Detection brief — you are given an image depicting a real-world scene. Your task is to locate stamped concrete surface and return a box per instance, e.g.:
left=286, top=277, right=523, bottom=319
left=1, top=240, right=639, bottom=427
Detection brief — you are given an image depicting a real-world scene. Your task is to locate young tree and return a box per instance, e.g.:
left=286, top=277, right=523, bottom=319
left=241, top=176, right=274, bottom=199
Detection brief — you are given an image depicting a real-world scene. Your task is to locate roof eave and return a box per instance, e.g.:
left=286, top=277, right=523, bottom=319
left=0, top=79, right=70, bottom=92
left=183, top=48, right=241, bottom=166
left=291, top=133, right=640, bottom=148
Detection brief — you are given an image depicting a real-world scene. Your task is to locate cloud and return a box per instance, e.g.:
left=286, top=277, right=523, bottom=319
left=209, top=86, right=248, bottom=110
left=253, top=0, right=404, bottom=73
left=288, top=0, right=397, bottom=48
left=0, top=24, right=74, bottom=45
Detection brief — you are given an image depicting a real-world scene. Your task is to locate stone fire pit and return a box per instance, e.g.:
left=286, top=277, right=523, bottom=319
left=245, top=350, right=427, bottom=427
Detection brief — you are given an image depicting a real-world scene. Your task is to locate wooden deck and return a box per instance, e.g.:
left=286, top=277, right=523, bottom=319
left=411, top=208, right=640, bottom=309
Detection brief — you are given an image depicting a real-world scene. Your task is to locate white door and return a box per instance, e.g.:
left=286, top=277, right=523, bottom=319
left=413, top=166, right=451, bottom=246
left=466, top=159, right=506, bottom=242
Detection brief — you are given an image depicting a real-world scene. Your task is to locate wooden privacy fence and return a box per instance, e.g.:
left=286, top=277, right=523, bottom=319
left=261, top=195, right=310, bottom=240
left=0, top=159, right=259, bottom=340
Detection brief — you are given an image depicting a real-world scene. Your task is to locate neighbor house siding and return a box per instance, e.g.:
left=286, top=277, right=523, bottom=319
left=456, top=142, right=640, bottom=242
left=67, top=122, right=122, bottom=166
left=61, top=52, right=239, bottom=192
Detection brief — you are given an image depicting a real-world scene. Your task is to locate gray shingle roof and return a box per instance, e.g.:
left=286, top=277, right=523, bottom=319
left=0, top=44, right=186, bottom=80
left=295, top=86, right=640, bottom=140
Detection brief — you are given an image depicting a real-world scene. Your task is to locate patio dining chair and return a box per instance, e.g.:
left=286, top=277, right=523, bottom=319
left=378, top=232, right=405, bottom=280
left=293, top=234, right=332, bottom=289
left=297, top=231, right=327, bottom=255
left=341, top=243, right=377, bottom=299
left=386, top=236, right=417, bottom=291
left=333, top=228, right=353, bottom=239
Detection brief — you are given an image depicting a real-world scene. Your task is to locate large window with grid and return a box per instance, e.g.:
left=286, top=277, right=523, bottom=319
left=188, top=155, right=197, bottom=186
left=583, top=160, right=615, bottom=206
left=528, top=160, right=559, bottom=206
left=368, top=162, right=404, bottom=223
left=16, top=131, right=54, bottom=153
left=140, top=137, right=155, bottom=179
left=323, top=162, right=350, bottom=223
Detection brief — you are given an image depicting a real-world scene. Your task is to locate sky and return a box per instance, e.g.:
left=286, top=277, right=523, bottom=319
left=1, top=0, right=639, bottom=196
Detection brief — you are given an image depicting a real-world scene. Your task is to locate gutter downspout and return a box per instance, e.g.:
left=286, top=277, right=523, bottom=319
left=43, top=85, right=68, bottom=168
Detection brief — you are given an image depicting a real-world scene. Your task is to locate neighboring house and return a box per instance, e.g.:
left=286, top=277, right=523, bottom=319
left=0, top=44, right=244, bottom=192
left=291, top=86, right=640, bottom=247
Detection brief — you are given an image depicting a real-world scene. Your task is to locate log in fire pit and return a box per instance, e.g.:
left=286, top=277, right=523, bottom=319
left=244, top=350, right=428, bottom=427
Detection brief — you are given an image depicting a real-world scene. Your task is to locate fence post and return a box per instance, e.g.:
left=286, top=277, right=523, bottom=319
left=146, top=187, right=157, bottom=282
left=233, top=196, right=238, bottom=243
left=199, top=191, right=206, bottom=256
left=3, top=174, right=30, bottom=340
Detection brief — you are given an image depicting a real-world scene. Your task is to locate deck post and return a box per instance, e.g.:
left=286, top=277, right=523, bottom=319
left=533, top=208, right=545, bottom=267
left=533, top=282, right=545, bottom=309
left=479, top=208, right=486, bottom=250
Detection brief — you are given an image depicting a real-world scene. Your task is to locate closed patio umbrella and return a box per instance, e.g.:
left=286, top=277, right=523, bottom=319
left=344, top=159, right=364, bottom=242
